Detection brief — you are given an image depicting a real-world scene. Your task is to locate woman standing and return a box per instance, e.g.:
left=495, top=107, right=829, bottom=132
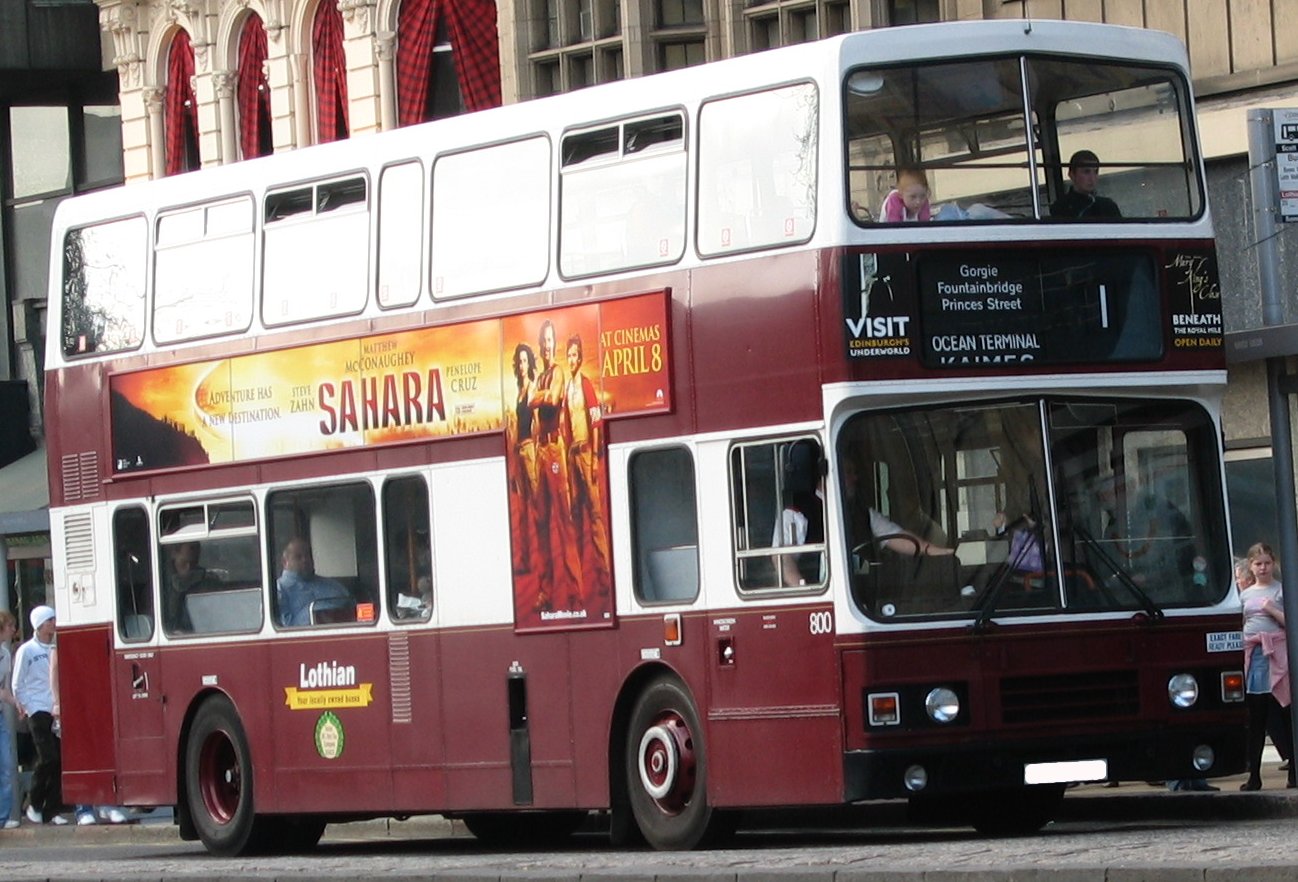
left=1240, top=542, right=1296, bottom=790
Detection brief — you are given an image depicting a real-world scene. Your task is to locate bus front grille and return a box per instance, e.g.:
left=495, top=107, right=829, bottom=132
left=1000, top=670, right=1140, bottom=724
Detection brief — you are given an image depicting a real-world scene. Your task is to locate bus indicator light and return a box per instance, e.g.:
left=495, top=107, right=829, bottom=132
left=1221, top=671, right=1245, bottom=702
left=868, top=692, right=900, bottom=726
left=663, top=614, right=682, bottom=647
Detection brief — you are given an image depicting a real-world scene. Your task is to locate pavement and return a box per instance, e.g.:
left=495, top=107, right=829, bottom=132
left=2, top=749, right=1297, bottom=846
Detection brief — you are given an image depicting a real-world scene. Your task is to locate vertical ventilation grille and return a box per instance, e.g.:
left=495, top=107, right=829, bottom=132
left=389, top=632, right=412, bottom=724
left=60, top=451, right=100, bottom=501
left=63, top=514, right=95, bottom=573
left=1000, top=670, right=1140, bottom=724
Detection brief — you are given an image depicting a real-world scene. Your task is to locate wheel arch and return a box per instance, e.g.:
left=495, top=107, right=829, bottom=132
left=174, top=686, right=244, bottom=841
left=606, top=661, right=700, bottom=844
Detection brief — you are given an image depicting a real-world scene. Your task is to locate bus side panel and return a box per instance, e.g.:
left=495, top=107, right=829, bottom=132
left=112, top=641, right=168, bottom=803
left=44, top=366, right=106, bottom=509
left=265, top=634, right=395, bottom=811
left=161, top=643, right=274, bottom=809
left=690, top=254, right=823, bottom=435
left=389, top=630, right=446, bottom=810
left=704, top=604, right=844, bottom=807
left=59, top=624, right=118, bottom=805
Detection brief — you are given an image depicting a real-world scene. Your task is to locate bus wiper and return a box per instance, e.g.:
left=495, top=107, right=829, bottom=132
left=1071, top=523, right=1164, bottom=620
left=971, top=561, right=1015, bottom=632
left=972, top=477, right=1045, bottom=633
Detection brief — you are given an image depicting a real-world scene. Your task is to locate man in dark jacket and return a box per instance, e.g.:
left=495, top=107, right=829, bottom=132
left=1051, top=149, right=1121, bottom=219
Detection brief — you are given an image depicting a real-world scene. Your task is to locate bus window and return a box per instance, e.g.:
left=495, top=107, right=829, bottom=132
left=845, top=58, right=1036, bottom=223
left=154, top=197, right=255, bottom=343
left=560, top=112, right=686, bottom=278
left=844, top=55, right=1201, bottom=224
left=377, top=161, right=424, bottom=308
left=113, top=506, right=154, bottom=642
left=61, top=216, right=146, bottom=358
left=840, top=405, right=1031, bottom=618
left=266, top=482, right=379, bottom=628
left=1030, top=58, right=1200, bottom=219
left=383, top=475, right=432, bottom=621
left=1050, top=400, right=1226, bottom=609
left=630, top=447, right=699, bottom=604
left=698, top=82, right=818, bottom=256
left=158, top=499, right=262, bottom=636
left=262, top=175, right=370, bottom=327
left=430, top=136, right=550, bottom=299
left=731, top=438, right=826, bottom=593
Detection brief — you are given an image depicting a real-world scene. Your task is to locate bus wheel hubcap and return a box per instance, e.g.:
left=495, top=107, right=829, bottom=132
left=637, top=713, right=694, bottom=811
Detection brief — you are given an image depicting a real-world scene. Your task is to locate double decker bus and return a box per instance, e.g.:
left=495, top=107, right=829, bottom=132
left=46, top=20, right=1242, bottom=855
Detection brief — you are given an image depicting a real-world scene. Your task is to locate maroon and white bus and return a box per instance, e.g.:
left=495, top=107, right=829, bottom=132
left=46, top=20, right=1243, bottom=856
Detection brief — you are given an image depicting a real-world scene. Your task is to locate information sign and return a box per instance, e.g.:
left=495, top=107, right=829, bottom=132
left=1275, top=108, right=1298, bottom=222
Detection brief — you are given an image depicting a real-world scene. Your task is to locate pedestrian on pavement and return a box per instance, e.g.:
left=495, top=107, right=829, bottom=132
left=48, top=638, right=129, bottom=826
left=12, top=605, right=66, bottom=823
left=1239, top=543, right=1296, bottom=790
left=0, top=611, right=20, bottom=828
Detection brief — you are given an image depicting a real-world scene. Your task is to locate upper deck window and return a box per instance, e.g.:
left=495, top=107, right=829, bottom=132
left=560, top=112, right=686, bottom=278
left=262, top=175, right=370, bottom=326
left=61, top=216, right=146, bottom=358
left=844, top=56, right=1200, bottom=224
left=698, top=82, right=818, bottom=256
left=154, top=197, right=255, bottom=344
left=430, top=136, right=550, bottom=299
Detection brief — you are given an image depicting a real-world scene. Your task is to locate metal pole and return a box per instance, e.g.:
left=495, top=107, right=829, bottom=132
left=1247, top=109, right=1298, bottom=769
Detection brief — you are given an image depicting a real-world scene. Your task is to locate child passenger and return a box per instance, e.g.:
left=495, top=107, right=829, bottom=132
left=881, top=167, right=931, bottom=222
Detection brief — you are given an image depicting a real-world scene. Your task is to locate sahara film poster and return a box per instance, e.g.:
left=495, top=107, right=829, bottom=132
left=109, top=290, right=673, bottom=632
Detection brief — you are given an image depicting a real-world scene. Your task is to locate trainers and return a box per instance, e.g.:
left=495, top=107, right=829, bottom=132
left=101, top=808, right=129, bottom=824
left=76, top=811, right=96, bottom=826
left=50, top=815, right=70, bottom=826
left=24, top=806, right=41, bottom=825
left=2, top=820, right=18, bottom=829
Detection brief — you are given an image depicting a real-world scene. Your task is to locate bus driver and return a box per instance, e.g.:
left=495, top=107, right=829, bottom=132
left=276, top=538, right=351, bottom=626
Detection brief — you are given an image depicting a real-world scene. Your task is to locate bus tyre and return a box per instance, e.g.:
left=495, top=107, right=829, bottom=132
left=968, top=784, right=1065, bottom=836
left=625, top=677, right=716, bottom=850
left=185, top=696, right=268, bottom=856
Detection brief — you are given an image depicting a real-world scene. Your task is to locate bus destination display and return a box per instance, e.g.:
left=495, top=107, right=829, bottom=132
left=842, top=248, right=1221, bottom=368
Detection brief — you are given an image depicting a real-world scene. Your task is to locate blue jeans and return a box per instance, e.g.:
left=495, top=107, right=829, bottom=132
left=0, top=709, right=13, bottom=823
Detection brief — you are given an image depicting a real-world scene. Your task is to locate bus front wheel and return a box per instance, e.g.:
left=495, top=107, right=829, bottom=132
left=625, top=677, right=717, bottom=850
left=184, top=695, right=270, bottom=856
left=968, top=784, right=1065, bottom=836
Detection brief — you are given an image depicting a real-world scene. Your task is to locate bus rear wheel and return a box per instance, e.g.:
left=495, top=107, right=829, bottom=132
left=185, top=695, right=271, bottom=856
left=625, top=677, right=717, bottom=850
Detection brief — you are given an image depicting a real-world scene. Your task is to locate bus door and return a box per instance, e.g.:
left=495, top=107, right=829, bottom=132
left=110, top=506, right=169, bottom=800
left=709, top=439, right=844, bottom=805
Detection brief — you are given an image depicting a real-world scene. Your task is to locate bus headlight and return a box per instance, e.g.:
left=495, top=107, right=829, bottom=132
left=925, top=687, right=960, bottom=723
left=1168, top=673, right=1199, bottom=709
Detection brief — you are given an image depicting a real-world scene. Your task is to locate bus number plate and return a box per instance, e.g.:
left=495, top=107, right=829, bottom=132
left=1023, top=759, right=1107, bottom=785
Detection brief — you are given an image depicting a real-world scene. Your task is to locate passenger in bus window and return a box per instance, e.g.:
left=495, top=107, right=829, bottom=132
left=276, top=538, right=352, bottom=627
left=162, top=541, right=218, bottom=633
left=880, top=168, right=931, bottom=223
left=842, top=456, right=955, bottom=565
left=1050, top=150, right=1121, bottom=220
left=564, top=334, right=612, bottom=600
left=774, top=440, right=826, bottom=587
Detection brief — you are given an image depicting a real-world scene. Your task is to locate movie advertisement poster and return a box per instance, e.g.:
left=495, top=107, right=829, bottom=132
left=109, top=290, right=673, bottom=632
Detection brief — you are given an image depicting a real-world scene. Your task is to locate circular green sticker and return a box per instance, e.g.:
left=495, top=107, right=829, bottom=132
left=315, top=711, right=345, bottom=760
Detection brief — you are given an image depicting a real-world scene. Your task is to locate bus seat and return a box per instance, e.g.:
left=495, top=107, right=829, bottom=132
left=123, top=614, right=153, bottom=640
left=646, top=546, right=699, bottom=602
left=186, top=587, right=263, bottom=633
left=310, top=599, right=357, bottom=625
